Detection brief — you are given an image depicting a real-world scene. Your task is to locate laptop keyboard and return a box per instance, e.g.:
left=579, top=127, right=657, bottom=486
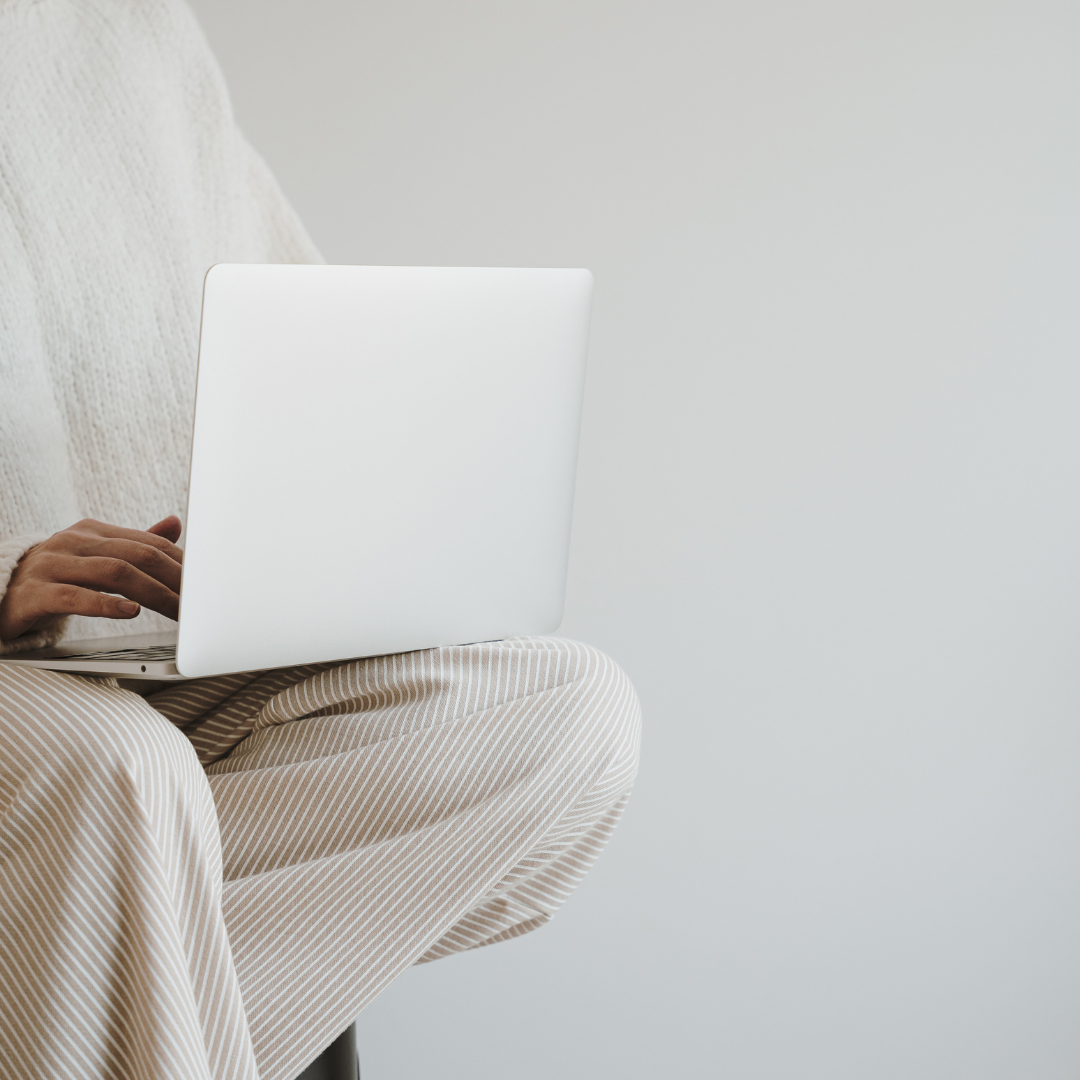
left=59, top=645, right=178, bottom=662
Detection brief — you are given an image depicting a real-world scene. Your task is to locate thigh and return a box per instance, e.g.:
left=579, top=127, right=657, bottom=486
left=203, top=636, right=636, bottom=881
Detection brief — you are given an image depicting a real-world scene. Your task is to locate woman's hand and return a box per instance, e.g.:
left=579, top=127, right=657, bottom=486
left=0, top=516, right=184, bottom=641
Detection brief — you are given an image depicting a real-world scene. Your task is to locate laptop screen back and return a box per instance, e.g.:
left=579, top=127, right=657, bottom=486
left=176, top=264, right=592, bottom=678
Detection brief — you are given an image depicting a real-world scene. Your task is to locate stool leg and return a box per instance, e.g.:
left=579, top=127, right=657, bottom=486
left=295, top=1022, right=359, bottom=1080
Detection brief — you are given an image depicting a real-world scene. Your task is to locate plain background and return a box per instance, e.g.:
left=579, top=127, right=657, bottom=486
left=186, top=1, right=1080, bottom=1077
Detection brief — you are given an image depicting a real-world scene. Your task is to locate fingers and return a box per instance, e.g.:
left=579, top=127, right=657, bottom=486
left=33, top=583, right=141, bottom=621
left=37, top=553, right=179, bottom=621
left=146, top=515, right=182, bottom=543
left=0, top=518, right=188, bottom=641
left=90, top=538, right=182, bottom=594
left=69, top=518, right=183, bottom=565
left=0, top=581, right=140, bottom=638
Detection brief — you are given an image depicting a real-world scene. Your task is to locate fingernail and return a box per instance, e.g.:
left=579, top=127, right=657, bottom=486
left=118, top=601, right=139, bottom=615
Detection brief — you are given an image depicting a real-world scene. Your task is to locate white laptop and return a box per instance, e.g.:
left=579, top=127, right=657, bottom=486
left=0, top=264, right=592, bottom=681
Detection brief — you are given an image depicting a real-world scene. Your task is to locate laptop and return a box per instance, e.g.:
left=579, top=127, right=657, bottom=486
left=0, top=264, right=592, bottom=681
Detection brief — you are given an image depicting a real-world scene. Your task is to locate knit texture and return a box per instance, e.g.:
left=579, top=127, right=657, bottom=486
left=0, top=0, right=322, bottom=653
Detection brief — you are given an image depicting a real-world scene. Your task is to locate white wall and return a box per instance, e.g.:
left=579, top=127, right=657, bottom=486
left=185, top=1, right=1080, bottom=1076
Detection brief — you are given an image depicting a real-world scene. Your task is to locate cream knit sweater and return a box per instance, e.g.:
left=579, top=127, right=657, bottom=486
left=0, top=0, right=322, bottom=654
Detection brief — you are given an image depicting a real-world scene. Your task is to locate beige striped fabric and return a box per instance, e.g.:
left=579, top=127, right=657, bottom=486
left=0, top=636, right=640, bottom=1080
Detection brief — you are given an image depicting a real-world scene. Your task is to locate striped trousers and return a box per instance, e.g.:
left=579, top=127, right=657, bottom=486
left=0, top=637, right=640, bottom=1080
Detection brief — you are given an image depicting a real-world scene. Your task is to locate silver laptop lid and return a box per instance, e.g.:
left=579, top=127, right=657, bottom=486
left=176, top=264, right=592, bottom=678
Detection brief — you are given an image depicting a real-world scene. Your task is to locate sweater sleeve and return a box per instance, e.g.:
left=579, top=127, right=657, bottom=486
left=0, top=535, right=69, bottom=655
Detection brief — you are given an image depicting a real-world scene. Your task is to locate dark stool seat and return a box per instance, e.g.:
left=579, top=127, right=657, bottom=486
left=296, top=1022, right=359, bottom=1080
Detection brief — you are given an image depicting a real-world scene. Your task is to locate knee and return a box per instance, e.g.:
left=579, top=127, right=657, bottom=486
left=540, top=639, right=642, bottom=787
left=0, top=667, right=221, bottom=938
left=0, top=665, right=203, bottom=801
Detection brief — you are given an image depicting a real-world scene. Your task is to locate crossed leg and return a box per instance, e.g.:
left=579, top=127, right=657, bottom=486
left=156, top=637, right=640, bottom=1080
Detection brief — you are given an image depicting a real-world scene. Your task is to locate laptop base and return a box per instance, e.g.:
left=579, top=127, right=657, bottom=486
left=0, top=631, right=185, bottom=680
